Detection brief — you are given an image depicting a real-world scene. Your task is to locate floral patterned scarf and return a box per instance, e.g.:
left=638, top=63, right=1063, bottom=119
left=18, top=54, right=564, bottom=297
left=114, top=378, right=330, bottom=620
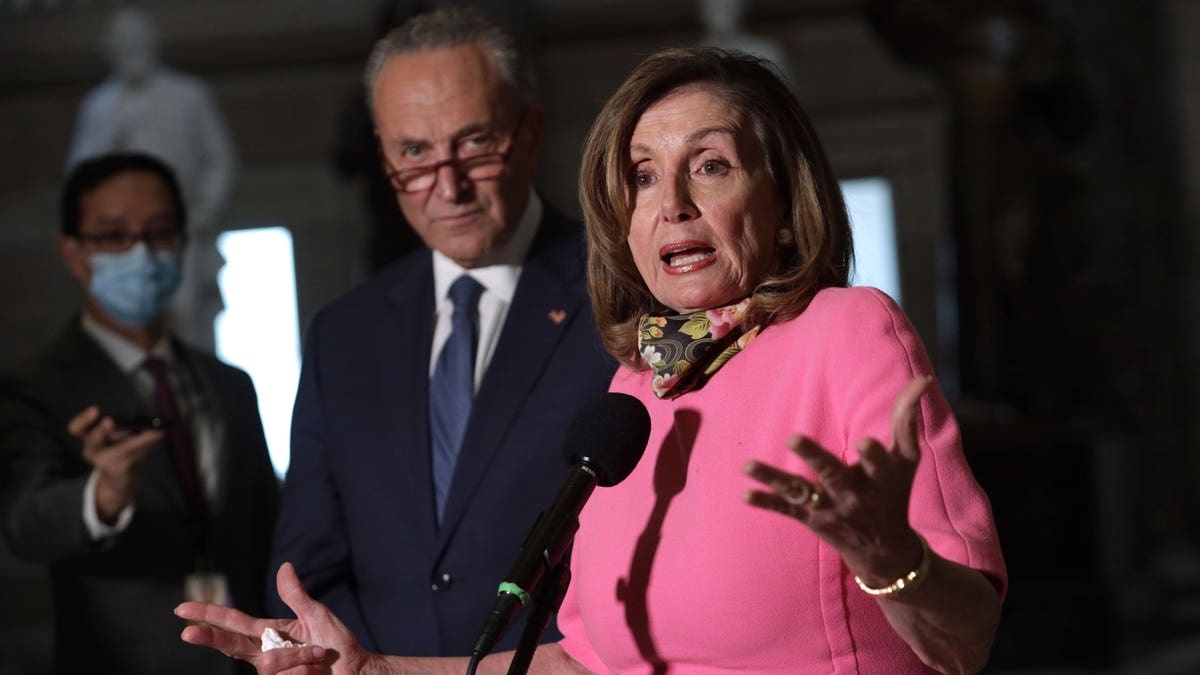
left=637, top=298, right=761, bottom=400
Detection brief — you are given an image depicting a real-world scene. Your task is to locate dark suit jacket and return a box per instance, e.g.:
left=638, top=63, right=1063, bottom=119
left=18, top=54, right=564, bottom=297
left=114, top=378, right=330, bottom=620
left=0, top=322, right=279, bottom=675
left=268, top=207, right=617, bottom=656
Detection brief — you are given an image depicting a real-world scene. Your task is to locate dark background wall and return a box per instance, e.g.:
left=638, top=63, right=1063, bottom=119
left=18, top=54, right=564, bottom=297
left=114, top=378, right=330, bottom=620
left=1, top=0, right=1198, bottom=672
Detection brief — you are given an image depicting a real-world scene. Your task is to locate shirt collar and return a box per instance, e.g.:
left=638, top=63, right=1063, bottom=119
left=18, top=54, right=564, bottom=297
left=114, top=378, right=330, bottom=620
left=432, top=190, right=542, bottom=305
left=80, top=313, right=173, bottom=374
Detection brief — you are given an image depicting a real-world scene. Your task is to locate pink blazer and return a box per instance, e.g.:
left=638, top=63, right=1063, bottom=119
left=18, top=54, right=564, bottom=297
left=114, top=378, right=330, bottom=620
left=557, top=287, right=1006, bottom=674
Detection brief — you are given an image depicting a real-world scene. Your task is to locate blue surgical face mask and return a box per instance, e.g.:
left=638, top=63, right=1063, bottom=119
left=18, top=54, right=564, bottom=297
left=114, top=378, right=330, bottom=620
left=89, top=243, right=183, bottom=328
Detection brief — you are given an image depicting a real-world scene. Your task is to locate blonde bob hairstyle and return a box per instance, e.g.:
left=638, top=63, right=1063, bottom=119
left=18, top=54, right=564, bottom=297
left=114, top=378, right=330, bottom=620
left=580, top=47, right=854, bottom=369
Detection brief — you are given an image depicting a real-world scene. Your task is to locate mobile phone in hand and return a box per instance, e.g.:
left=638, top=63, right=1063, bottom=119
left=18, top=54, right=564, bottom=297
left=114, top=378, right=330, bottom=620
left=109, top=415, right=173, bottom=432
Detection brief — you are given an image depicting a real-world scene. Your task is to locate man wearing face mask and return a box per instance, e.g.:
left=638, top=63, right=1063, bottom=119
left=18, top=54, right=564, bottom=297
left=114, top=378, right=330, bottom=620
left=66, top=6, right=237, bottom=354
left=0, top=152, right=278, bottom=675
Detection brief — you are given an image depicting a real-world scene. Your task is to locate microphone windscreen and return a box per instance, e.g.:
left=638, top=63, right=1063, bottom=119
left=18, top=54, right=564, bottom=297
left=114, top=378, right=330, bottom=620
left=565, top=392, right=651, bottom=487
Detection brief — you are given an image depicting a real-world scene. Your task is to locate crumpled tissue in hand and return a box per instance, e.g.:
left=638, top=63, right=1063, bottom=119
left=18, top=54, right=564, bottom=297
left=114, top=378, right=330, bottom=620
left=261, top=627, right=306, bottom=652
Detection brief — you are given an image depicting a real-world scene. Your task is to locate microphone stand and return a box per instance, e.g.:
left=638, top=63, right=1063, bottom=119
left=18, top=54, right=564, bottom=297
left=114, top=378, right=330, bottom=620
left=506, top=560, right=573, bottom=675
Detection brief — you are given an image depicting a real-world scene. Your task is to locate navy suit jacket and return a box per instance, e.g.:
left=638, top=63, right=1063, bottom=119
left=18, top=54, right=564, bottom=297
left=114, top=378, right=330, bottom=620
left=0, top=322, right=278, bottom=675
left=268, top=206, right=617, bottom=656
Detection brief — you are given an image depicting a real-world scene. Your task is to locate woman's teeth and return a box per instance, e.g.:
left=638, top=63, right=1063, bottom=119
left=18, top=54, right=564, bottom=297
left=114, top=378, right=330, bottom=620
left=666, top=250, right=714, bottom=266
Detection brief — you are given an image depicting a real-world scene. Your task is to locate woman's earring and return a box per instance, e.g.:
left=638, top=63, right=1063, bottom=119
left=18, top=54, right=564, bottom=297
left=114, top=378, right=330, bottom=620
left=776, top=227, right=795, bottom=247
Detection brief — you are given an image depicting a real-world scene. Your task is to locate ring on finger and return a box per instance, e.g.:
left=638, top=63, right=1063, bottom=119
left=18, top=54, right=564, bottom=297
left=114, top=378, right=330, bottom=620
left=807, top=488, right=823, bottom=508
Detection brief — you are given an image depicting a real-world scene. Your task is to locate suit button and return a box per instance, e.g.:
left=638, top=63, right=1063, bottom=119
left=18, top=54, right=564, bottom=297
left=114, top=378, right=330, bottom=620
left=431, top=572, right=453, bottom=591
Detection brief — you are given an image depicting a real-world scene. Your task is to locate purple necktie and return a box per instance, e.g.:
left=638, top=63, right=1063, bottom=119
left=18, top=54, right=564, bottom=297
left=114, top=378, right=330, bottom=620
left=142, top=357, right=204, bottom=515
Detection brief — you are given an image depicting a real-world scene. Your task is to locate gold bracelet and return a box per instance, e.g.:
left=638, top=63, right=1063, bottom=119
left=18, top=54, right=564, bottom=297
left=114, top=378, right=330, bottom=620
left=854, top=534, right=932, bottom=599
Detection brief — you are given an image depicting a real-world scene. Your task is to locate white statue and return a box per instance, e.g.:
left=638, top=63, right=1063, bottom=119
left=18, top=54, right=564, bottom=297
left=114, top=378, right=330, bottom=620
left=699, top=0, right=792, bottom=82
left=66, top=8, right=237, bottom=352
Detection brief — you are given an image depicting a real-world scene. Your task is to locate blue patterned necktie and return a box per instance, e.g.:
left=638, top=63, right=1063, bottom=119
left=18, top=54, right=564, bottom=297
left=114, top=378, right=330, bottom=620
left=430, top=275, right=484, bottom=524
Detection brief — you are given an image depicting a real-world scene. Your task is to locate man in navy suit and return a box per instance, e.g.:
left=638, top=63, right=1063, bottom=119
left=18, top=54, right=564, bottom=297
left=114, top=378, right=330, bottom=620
left=266, top=7, right=617, bottom=657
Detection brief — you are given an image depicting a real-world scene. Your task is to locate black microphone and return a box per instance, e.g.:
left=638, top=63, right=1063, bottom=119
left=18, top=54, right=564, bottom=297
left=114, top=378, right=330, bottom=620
left=470, top=392, right=650, bottom=661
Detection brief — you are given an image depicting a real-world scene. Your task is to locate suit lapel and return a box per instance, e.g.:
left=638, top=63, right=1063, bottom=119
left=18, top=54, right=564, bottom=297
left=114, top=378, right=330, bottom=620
left=54, top=328, right=145, bottom=414
left=380, top=253, right=440, bottom=541
left=437, top=213, right=586, bottom=544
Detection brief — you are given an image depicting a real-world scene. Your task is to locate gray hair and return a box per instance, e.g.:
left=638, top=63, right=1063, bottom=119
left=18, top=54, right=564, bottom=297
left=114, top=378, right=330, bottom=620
left=363, top=6, right=538, bottom=118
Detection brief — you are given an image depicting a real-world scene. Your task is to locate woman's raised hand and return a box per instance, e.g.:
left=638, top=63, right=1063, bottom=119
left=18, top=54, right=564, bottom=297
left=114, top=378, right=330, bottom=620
left=742, top=376, right=931, bottom=585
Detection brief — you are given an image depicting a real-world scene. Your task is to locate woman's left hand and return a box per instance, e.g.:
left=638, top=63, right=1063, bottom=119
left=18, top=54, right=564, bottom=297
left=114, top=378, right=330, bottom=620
left=742, top=376, right=932, bottom=584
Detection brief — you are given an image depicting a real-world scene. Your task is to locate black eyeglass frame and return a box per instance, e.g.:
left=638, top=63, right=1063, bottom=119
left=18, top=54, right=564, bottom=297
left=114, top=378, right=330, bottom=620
left=75, top=227, right=186, bottom=253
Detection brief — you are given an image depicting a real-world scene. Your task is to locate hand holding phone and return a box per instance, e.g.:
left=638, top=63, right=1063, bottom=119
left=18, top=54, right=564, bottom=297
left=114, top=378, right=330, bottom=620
left=108, top=415, right=173, bottom=432
left=68, top=406, right=169, bottom=522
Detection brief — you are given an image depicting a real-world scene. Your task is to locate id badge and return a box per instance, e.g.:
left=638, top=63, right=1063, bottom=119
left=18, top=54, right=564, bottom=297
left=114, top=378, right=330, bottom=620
left=184, top=572, right=231, bottom=606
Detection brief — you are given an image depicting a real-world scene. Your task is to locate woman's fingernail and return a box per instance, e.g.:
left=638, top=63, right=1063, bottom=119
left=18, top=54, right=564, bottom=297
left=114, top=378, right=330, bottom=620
left=311, top=646, right=325, bottom=659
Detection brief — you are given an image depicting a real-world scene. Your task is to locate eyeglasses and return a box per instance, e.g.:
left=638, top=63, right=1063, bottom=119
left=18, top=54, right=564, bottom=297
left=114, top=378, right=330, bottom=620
left=76, top=228, right=184, bottom=253
left=378, top=110, right=527, bottom=194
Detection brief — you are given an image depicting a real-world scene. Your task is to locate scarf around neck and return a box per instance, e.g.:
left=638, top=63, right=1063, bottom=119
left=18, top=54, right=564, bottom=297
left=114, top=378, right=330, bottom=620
left=637, top=298, right=761, bottom=400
